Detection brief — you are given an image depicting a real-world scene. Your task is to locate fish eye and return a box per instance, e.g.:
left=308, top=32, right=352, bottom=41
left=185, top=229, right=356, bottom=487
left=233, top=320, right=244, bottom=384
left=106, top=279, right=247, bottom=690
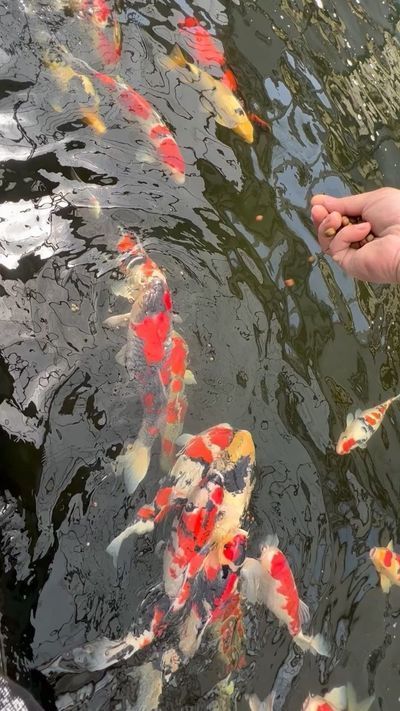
left=235, top=107, right=245, bottom=116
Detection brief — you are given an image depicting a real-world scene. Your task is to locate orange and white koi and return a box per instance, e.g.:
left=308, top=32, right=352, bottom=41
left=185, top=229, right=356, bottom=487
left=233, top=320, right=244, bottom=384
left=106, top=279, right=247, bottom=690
left=370, top=540, right=400, bottom=594
left=241, top=536, right=329, bottom=656
left=159, top=331, right=196, bottom=472
left=301, top=684, right=374, bottom=711
left=104, top=232, right=173, bottom=493
left=94, top=71, right=185, bottom=183
left=164, top=44, right=253, bottom=144
left=44, top=55, right=106, bottom=134
left=336, top=394, right=400, bottom=455
left=177, top=16, right=237, bottom=91
left=69, top=0, right=122, bottom=66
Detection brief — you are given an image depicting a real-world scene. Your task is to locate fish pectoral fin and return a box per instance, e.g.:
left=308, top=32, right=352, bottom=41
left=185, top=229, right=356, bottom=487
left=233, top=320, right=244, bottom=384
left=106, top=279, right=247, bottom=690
left=175, top=433, right=193, bottom=448
left=115, top=344, right=127, bottom=367
left=355, top=408, right=363, bottom=418
left=380, top=573, right=392, bottom=594
left=346, top=412, right=355, bottom=426
left=358, top=440, right=368, bottom=449
left=168, top=43, right=188, bottom=69
left=136, top=150, right=156, bottom=164
left=388, top=540, right=394, bottom=551
left=324, top=686, right=347, bottom=710
left=103, top=313, right=130, bottom=329
left=184, top=369, right=197, bottom=385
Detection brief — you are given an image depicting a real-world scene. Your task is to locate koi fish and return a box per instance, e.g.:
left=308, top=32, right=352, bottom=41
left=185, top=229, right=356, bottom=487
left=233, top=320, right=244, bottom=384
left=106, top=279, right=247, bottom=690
left=164, top=44, right=253, bottom=144
left=44, top=531, right=249, bottom=674
left=241, top=535, right=329, bottom=656
left=370, top=539, right=400, bottom=593
left=44, top=55, right=106, bottom=134
left=336, top=394, right=400, bottom=455
left=94, top=71, right=185, bottom=183
left=159, top=331, right=196, bottom=472
left=68, top=0, right=122, bottom=66
left=247, top=692, right=276, bottom=711
left=301, top=684, right=374, bottom=711
left=106, top=423, right=236, bottom=560
left=178, top=16, right=237, bottom=91
left=104, top=233, right=173, bottom=493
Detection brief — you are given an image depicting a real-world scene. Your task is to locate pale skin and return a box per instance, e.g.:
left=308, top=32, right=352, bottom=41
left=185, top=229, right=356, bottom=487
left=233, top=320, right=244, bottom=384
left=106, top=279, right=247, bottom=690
left=311, top=187, right=400, bottom=283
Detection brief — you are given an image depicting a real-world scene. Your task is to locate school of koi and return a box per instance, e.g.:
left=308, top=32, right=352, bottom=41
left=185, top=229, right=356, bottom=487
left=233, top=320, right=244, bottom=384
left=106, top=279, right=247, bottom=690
left=20, top=1, right=396, bottom=709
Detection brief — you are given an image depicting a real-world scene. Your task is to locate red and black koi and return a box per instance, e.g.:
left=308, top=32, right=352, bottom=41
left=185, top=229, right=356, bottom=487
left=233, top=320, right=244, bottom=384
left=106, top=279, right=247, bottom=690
left=104, top=232, right=173, bottom=494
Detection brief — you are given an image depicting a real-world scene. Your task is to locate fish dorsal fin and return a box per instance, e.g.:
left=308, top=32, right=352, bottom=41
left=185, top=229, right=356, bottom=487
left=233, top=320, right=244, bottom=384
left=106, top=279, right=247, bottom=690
left=299, top=599, right=310, bottom=626
left=388, top=540, right=394, bottom=551
left=354, top=408, right=363, bottom=419
left=346, top=412, right=355, bottom=426
left=175, top=433, right=193, bottom=449
left=262, top=534, right=279, bottom=550
left=324, top=686, right=347, bottom=711
left=184, top=369, right=196, bottom=385
left=380, top=573, right=391, bottom=594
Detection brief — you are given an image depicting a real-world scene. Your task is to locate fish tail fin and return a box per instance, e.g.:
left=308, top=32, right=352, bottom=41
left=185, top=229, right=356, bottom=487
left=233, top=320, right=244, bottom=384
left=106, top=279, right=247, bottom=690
left=106, top=524, right=138, bottom=566
left=115, top=440, right=152, bottom=495
left=246, top=691, right=276, bottom=711
left=168, top=43, right=188, bottom=68
left=293, top=631, right=330, bottom=657
left=323, top=687, right=347, bottom=711
left=346, top=683, right=375, bottom=711
left=80, top=108, right=107, bottom=134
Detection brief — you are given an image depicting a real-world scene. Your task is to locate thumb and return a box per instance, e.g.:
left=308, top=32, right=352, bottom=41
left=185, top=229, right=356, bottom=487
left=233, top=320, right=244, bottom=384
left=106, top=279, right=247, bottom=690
left=328, top=221, right=371, bottom=255
left=311, top=192, right=373, bottom=217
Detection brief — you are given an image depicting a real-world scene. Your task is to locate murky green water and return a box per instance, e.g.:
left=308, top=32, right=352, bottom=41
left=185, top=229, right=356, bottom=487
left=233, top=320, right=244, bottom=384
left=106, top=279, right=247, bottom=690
left=1, top=0, right=400, bottom=708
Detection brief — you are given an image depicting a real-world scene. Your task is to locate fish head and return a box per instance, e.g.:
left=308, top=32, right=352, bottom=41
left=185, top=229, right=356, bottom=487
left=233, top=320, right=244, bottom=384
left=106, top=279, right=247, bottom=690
left=370, top=545, right=392, bottom=574
left=226, top=429, right=255, bottom=466
left=233, top=113, right=254, bottom=143
left=141, top=276, right=171, bottom=316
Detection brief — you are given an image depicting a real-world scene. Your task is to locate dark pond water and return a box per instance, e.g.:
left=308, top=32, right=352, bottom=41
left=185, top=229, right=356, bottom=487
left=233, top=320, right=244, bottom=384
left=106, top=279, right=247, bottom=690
left=1, top=0, right=400, bottom=708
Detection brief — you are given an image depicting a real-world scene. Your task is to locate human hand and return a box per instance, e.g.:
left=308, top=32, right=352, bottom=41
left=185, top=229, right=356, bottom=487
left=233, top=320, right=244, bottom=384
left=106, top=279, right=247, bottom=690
left=311, top=188, right=400, bottom=283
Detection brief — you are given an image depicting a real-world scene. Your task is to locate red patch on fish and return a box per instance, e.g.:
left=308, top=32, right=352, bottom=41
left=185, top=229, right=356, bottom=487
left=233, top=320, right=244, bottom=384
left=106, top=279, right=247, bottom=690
left=316, top=704, right=334, bottom=711
left=341, top=437, right=356, bottom=454
left=171, top=379, right=183, bottom=394
left=163, top=291, right=172, bottom=311
left=155, top=486, right=172, bottom=508
left=119, top=88, right=152, bottom=120
left=170, top=336, right=187, bottom=376
left=207, top=425, right=234, bottom=449
left=95, top=32, right=121, bottom=66
left=143, top=392, right=155, bottom=410
left=133, top=311, right=171, bottom=364
left=156, top=138, right=185, bottom=176
left=117, top=233, right=137, bottom=253
left=136, top=505, right=154, bottom=520
left=94, top=71, right=117, bottom=89
left=184, top=436, right=213, bottom=462
left=221, top=68, right=238, bottom=91
left=384, top=549, right=393, bottom=567
left=269, top=550, right=300, bottom=636
left=178, top=16, right=225, bottom=66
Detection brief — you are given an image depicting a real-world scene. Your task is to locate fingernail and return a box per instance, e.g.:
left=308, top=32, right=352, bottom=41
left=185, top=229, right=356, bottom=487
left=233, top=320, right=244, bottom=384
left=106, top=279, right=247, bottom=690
left=324, top=228, right=336, bottom=237
left=355, top=222, right=368, bottom=230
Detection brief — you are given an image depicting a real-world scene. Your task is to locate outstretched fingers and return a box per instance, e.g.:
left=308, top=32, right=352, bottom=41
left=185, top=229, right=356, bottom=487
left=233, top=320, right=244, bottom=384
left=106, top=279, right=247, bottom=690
left=311, top=192, right=372, bottom=217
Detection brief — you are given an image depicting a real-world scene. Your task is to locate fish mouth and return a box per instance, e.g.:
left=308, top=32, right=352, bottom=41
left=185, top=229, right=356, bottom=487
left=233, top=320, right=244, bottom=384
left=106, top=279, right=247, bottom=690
left=233, top=121, right=254, bottom=144
left=170, top=170, right=186, bottom=185
left=226, top=430, right=255, bottom=463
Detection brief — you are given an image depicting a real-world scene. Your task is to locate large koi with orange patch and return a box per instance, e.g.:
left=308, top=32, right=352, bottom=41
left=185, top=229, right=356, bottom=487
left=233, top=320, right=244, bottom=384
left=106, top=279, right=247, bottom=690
left=93, top=71, right=185, bottom=183
left=159, top=331, right=196, bottom=472
left=106, top=423, right=236, bottom=560
left=336, top=394, right=400, bottom=455
left=370, top=540, right=400, bottom=594
left=241, top=536, right=329, bottom=656
left=177, top=16, right=237, bottom=91
left=104, top=233, right=173, bottom=494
